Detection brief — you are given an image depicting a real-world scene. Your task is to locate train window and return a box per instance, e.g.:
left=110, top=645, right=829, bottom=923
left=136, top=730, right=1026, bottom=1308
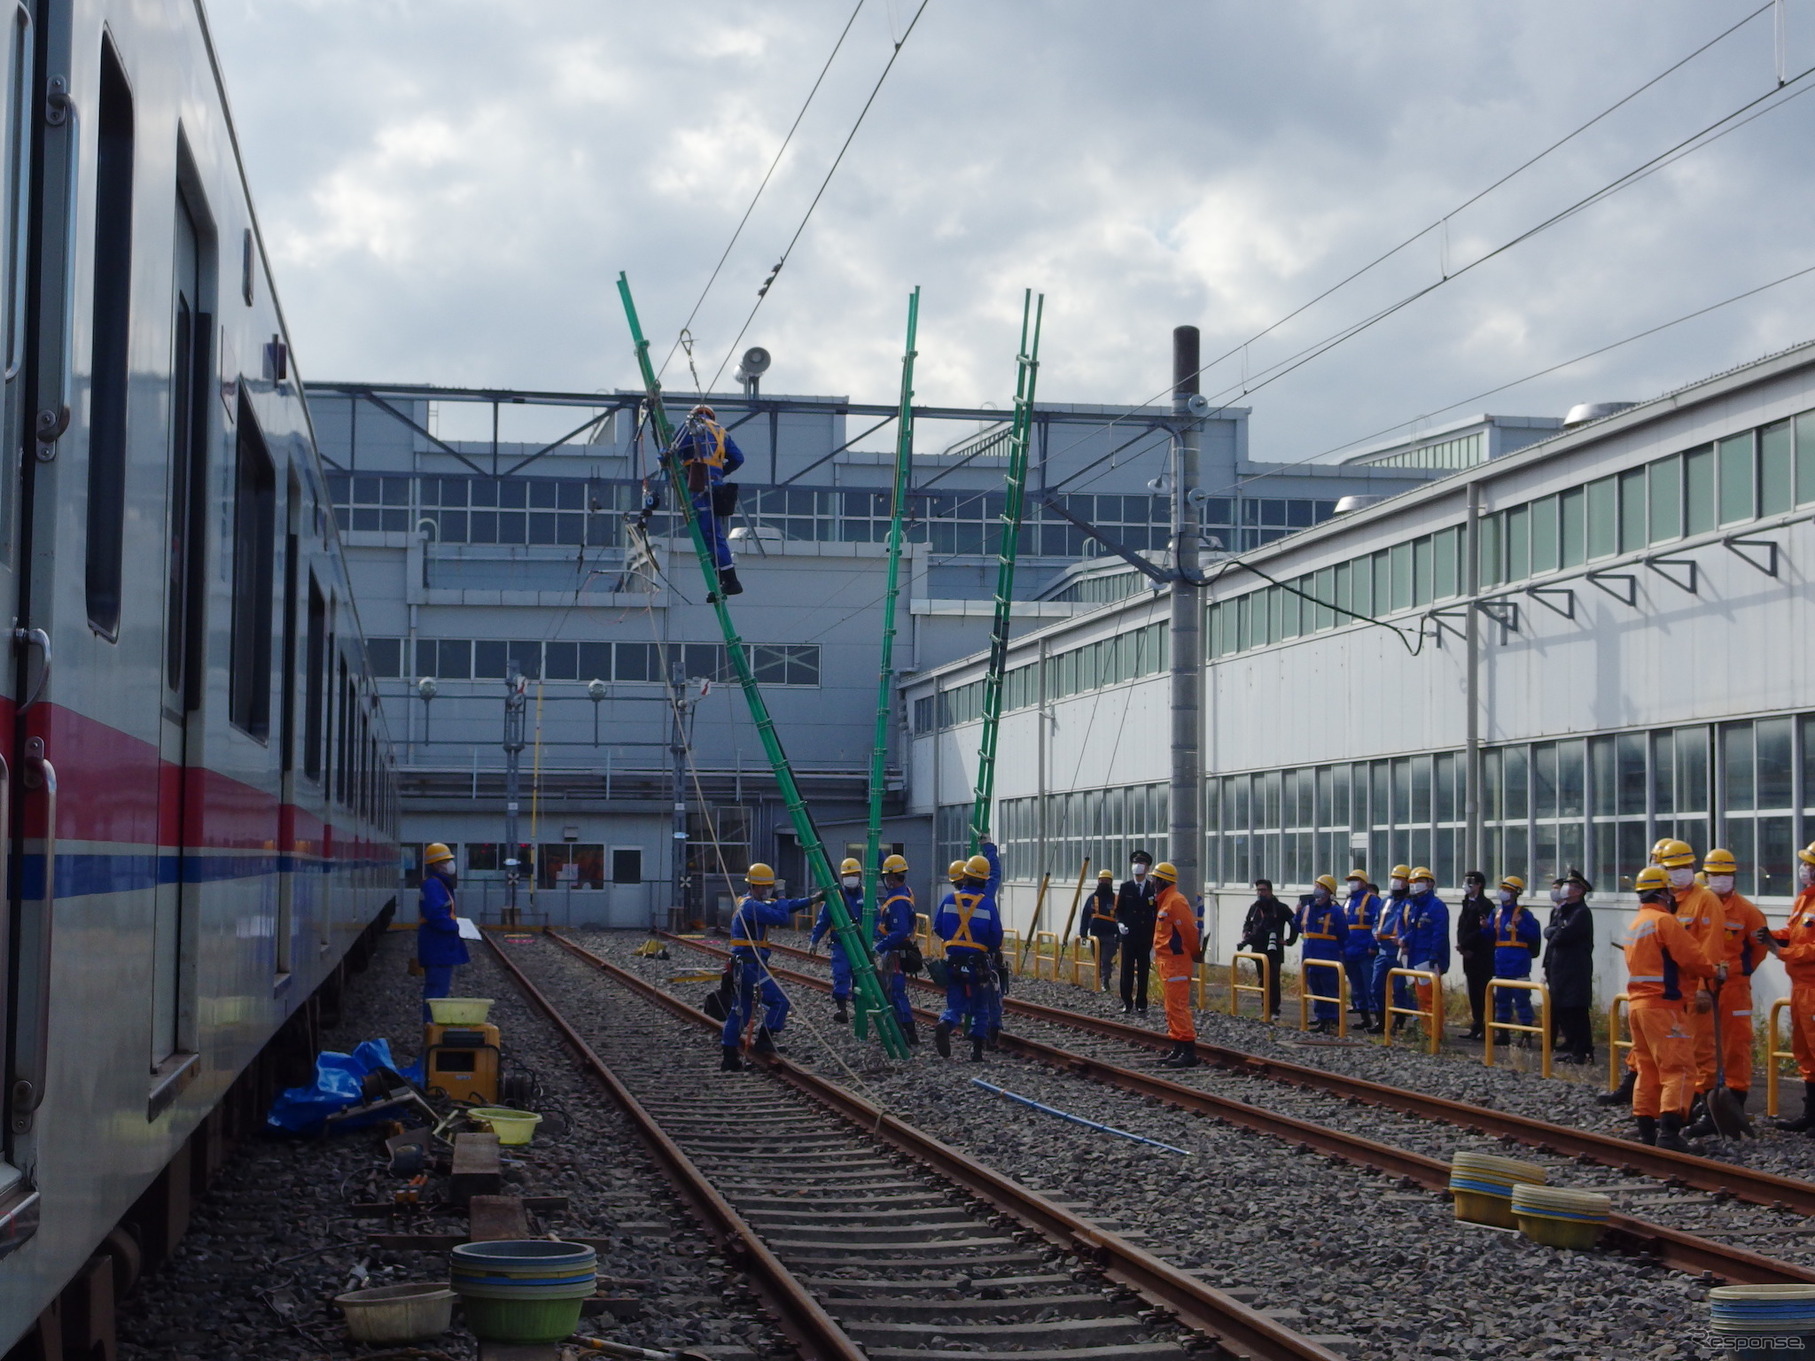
left=304, top=578, right=325, bottom=780
left=166, top=191, right=211, bottom=705
left=279, top=526, right=298, bottom=771
left=85, top=39, right=135, bottom=639
left=228, top=395, right=276, bottom=739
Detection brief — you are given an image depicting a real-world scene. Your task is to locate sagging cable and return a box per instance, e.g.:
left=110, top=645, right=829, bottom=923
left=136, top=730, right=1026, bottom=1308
left=970, top=1079, right=1191, bottom=1155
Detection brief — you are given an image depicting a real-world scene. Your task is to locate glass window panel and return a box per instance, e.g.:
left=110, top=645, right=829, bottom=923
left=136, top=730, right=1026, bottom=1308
left=1372, top=761, right=1390, bottom=827
left=1559, top=487, right=1586, bottom=568
left=1481, top=747, right=1501, bottom=822
left=1651, top=731, right=1675, bottom=816
left=1262, top=770, right=1282, bottom=828
left=1798, top=411, right=1815, bottom=506
left=1435, top=752, right=1457, bottom=823
left=578, top=641, right=611, bottom=681
left=1725, top=820, right=1756, bottom=895
left=1590, top=736, right=1616, bottom=817
left=1759, top=717, right=1793, bottom=808
left=1533, top=742, right=1558, bottom=820
left=1408, top=828, right=1431, bottom=873
left=1617, top=732, right=1648, bottom=816
left=1648, top=455, right=1682, bottom=542
left=367, top=638, right=401, bottom=678
left=1280, top=583, right=1301, bottom=638
left=1389, top=543, right=1412, bottom=611
left=1559, top=821, right=1584, bottom=881
left=1412, top=536, right=1433, bottom=607
left=1677, top=726, right=1710, bottom=814
left=1683, top=445, right=1715, bottom=537
left=1586, top=476, right=1617, bottom=558
left=1436, top=826, right=1456, bottom=887
left=1433, top=527, right=1458, bottom=598
left=1534, top=823, right=1559, bottom=885
left=543, top=641, right=578, bottom=680
left=1503, top=745, right=1529, bottom=820
left=1506, top=504, right=1530, bottom=580
left=1592, top=820, right=1618, bottom=895
left=1761, top=816, right=1794, bottom=898
left=1410, top=755, right=1432, bottom=823
left=416, top=638, right=437, bottom=677
left=1718, top=432, right=1755, bottom=525
left=1559, top=740, right=1586, bottom=818
left=613, top=641, right=654, bottom=682
left=1618, top=822, right=1648, bottom=893
left=471, top=640, right=507, bottom=678
left=508, top=641, right=541, bottom=679
left=1618, top=468, right=1647, bottom=552
left=1529, top=494, right=1559, bottom=573
left=439, top=639, right=473, bottom=679
left=1392, top=758, right=1411, bottom=826
left=1723, top=722, right=1755, bottom=812
left=1761, top=420, right=1793, bottom=516
left=1478, top=512, right=1503, bottom=588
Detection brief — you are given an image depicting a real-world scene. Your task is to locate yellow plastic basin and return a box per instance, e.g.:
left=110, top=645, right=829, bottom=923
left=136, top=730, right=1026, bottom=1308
left=467, top=1107, right=543, bottom=1145
left=426, top=997, right=495, bottom=1025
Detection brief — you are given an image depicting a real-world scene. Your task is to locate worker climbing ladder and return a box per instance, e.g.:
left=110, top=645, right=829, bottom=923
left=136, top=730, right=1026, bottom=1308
left=857, top=288, right=920, bottom=1040
left=616, top=273, right=910, bottom=1060
left=968, top=290, right=1045, bottom=851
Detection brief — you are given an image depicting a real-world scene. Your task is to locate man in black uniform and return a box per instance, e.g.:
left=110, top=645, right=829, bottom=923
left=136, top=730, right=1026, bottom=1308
left=1239, top=878, right=1299, bottom=1019
left=1116, top=850, right=1160, bottom=1016
left=1454, top=870, right=1495, bottom=1041
left=1084, top=869, right=1120, bottom=991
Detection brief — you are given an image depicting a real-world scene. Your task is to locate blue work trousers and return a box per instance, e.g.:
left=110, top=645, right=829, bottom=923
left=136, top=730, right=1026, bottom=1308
left=1371, top=952, right=1409, bottom=1018
left=721, top=956, right=788, bottom=1047
left=692, top=490, right=732, bottom=570
left=940, top=954, right=995, bottom=1034
left=422, top=965, right=457, bottom=1021
left=828, top=945, right=852, bottom=1000
left=1090, top=926, right=1120, bottom=990
left=1493, top=972, right=1534, bottom=1028
left=1343, top=955, right=1374, bottom=1014
left=1303, top=953, right=1342, bottom=1022
left=883, top=964, right=913, bottom=1024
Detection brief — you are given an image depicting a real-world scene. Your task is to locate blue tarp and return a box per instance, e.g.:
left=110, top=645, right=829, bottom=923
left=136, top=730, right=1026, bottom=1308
left=266, top=1038, right=413, bottom=1135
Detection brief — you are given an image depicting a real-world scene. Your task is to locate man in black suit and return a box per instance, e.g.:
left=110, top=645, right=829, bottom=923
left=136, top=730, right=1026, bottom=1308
left=1116, top=850, right=1160, bottom=1016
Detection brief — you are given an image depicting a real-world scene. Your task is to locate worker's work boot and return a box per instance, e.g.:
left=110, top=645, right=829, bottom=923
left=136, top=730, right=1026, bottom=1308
left=717, top=568, right=743, bottom=596
left=901, top=1019, right=919, bottom=1046
left=1160, top=1041, right=1199, bottom=1069
left=934, top=1020, right=953, bottom=1058
left=720, top=1047, right=744, bottom=1072
left=969, top=1034, right=986, bottom=1063
left=1596, top=1070, right=1637, bottom=1108
left=753, top=1026, right=777, bottom=1055
left=987, top=1026, right=1001, bottom=1051
left=1684, top=1093, right=1718, bottom=1139
left=834, top=1001, right=849, bottom=1025
left=1656, top=1112, right=1691, bottom=1153
left=1776, top=1081, right=1815, bottom=1131
left=1633, top=1115, right=1658, bottom=1146
left=1357, top=1011, right=1373, bottom=1033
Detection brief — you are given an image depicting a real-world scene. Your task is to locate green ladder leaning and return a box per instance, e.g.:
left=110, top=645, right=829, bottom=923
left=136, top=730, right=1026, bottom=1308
left=616, top=273, right=910, bottom=1060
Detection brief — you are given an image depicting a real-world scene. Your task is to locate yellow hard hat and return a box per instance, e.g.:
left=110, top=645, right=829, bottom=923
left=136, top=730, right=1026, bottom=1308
left=690, top=403, right=716, bottom=419
left=1151, top=862, right=1178, bottom=883
left=948, top=859, right=968, bottom=883
left=424, top=842, right=455, bottom=867
left=963, top=854, right=992, bottom=880
left=1655, top=838, right=1696, bottom=869
left=746, top=862, right=776, bottom=886
left=1345, top=868, right=1367, bottom=881
left=1409, top=867, right=1435, bottom=884
left=1635, top=865, right=1669, bottom=893
left=1390, top=864, right=1413, bottom=881
left=839, top=857, right=862, bottom=876
left=1650, top=837, right=1673, bottom=863
left=1499, top=874, right=1525, bottom=893
left=882, top=854, right=908, bottom=875
left=1314, top=874, right=1339, bottom=893
left=1703, top=848, right=1738, bottom=875
left=1798, top=841, right=1815, bottom=867
left=1098, top=868, right=1114, bottom=879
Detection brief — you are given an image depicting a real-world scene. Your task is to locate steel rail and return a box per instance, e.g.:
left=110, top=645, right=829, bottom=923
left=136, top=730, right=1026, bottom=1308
left=661, top=933, right=1815, bottom=1288
left=707, top=932, right=1815, bottom=1219
left=546, top=930, right=1349, bottom=1361
left=480, top=934, right=867, bottom=1361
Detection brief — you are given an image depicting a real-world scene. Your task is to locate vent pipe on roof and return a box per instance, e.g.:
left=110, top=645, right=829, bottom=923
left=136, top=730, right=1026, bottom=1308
left=1563, top=401, right=1636, bottom=427
left=1333, top=494, right=1385, bottom=514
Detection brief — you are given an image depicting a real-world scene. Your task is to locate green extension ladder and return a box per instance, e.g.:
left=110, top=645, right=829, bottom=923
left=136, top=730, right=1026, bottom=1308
left=616, top=273, right=909, bottom=1060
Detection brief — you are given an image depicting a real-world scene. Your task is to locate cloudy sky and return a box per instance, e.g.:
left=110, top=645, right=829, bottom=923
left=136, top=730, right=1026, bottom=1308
left=209, top=1, right=1815, bottom=465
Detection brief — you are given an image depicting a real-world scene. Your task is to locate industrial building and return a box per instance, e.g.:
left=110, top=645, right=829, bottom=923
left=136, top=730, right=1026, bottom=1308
left=906, top=340, right=1815, bottom=1012
left=311, top=376, right=1433, bottom=924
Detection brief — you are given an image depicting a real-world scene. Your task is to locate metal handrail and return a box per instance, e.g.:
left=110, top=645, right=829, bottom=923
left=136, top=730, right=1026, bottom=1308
left=1384, top=967, right=1444, bottom=1055
left=1484, top=979, right=1551, bottom=1079
left=1768, top=997, right=1797, bottom=1118
left=1229, top=950, right=1271, bottom=1021
left=1298, top=957, right=1348, bottom=1037
left=1608, top=992, right=1634, bottom=1095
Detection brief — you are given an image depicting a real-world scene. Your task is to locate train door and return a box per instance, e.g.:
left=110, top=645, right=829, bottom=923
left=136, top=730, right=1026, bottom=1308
left=151, top=193, right=209, bottom=1089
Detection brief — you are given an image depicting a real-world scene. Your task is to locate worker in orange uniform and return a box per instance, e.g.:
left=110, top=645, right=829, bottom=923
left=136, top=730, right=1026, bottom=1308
left=1684, top=848, right=1769, bottom=1138
left=1151, top=862, right=1203, bottom=1069
left=1755, top=841, right=1815, bottom=1133
left=1623, top=865, right=1722, bottom=1150
left=1654, top=839, right=1727, bottom=1131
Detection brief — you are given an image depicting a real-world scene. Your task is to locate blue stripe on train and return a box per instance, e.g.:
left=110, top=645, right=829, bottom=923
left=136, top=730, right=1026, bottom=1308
left=17, top=853, right=396, bottom=899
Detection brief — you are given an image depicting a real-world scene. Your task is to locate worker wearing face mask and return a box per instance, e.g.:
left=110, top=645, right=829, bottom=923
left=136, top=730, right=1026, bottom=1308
left=1454, top=871, right=1496, bottom=1041
left=1116, top=851, right=1159, bottom=1017
left=1683, top=849, right=1769, bottom=1137
left=1339, top=874, right=1380, bottom=1033
left=1757, top=842, right=1815, bottom=1133
left=1297, top=875, right=1347, bottom=1034
left=1086, top=870, right=1120, bottom=991
left=1488, top=876, right=1540, bottom=1047
left=808, top=857, right=865, bottom=1024
left=1601, top=839, right=1681, bottom=1107
left=1399, top=868, right=1450, bottom=1038
left=1654, top=839, right=1727, bottom=1132
left=1370, top=867, right=1412, bottom=1034
left=1542, top=870, right=1596, bottom=1065
left=1623, top=866, right=1722, bottom=1148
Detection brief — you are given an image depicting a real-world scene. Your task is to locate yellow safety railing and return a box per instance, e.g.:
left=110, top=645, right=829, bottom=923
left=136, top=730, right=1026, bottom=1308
left=1193, top=957, right=1218, bottom=1010
left=1768, top=996, right=1797, bottom=1118
left=1484, top=979, right=1550, bottom=1079
left=1607, top=993, right=1633, bottom=1095
left=1384, top=968, right=1443, bottom=1054
left=915, top=913, right=939, bottom=958
left=1000, top=928, right=1023, bottom=973
left=1067, top=936, right=1099, bottom=987
left=1298, top=958, right=1348, bottom=1037
left=1229, top=951, right=1271, bottom=1021
left=1031, top=930, right=1061, bottom=980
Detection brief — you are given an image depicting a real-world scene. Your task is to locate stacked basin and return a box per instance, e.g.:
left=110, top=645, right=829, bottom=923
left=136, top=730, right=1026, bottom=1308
left=449, top=1240, right=597, bottom=1344
left=1449, top=1150, right=1547, bottom=1228
left=1707, top=1285, right=1815, bottom=1357
left=1510, top=1182, right=1612, bottom=1250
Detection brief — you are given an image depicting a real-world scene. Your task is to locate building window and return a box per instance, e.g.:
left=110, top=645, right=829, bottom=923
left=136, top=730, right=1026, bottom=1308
left=611, top=848, right=643, bottom=885
left=540, top=843, right=604, bottom=890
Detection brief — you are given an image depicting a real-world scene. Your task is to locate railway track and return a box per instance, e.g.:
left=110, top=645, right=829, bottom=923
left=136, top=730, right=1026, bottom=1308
left=486, top=931, right=1354, bottom=1361
left=646, top=929, right=1815, bottom=1289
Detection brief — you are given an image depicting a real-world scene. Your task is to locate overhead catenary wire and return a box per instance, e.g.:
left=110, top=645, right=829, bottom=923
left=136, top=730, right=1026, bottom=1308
left=706, top=0, right=933, bottom=393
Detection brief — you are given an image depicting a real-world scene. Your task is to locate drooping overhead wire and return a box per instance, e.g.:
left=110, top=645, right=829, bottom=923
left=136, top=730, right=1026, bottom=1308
left=706, top=0, right=933, bottom=392
left=657, top=0, right=870, bottom=381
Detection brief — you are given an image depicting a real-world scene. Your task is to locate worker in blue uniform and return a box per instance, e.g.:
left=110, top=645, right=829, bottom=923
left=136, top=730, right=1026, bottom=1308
left=1339, top=873, right=1380, bottom=1032
left=933, top=841, right=1002, bottom=1061
left=669, top=403, right=746, bottom=598
left=1368, top=867, right=1410, bottom=1033
left=417, top=842, right=469, bottom=1021
left=1297, top=879, right=1346, bottom=1033
left=721, top=863, right=820, bottom=1071
left=874, top=854, right=919, bottom=1045
left=1488, top=875, right=1541, bottom=1046
left=1399, top=867, right=1452, bottom=1037
left=809, top=857, right=864, bottom=1024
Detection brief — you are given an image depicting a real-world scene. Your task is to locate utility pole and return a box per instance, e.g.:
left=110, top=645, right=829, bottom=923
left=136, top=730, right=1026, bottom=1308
left=1169, top=326, right=1202, bottom=906
left=502, top=670, right=527, bottom=926
left=670, top=657, right=690, bottom=931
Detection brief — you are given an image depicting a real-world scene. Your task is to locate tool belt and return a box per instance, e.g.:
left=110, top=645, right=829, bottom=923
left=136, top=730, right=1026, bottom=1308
left=900, top=940, right=925, bottom=975
left=711, top=482, right=739, bottom=518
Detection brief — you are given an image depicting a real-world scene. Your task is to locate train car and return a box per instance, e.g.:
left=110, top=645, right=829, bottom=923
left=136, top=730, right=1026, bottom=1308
left=0, top=0, right=400, bottom=1352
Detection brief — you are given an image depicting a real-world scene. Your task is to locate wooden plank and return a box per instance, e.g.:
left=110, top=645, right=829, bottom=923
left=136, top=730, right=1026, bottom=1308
left=467, top=1195, right=530, bottom=1242
left=449, top=1132, right=502, bottom=1205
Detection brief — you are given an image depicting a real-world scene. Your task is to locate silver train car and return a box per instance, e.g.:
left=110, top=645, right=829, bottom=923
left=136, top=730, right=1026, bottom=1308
left=0, top=1, right=400, bottom=1352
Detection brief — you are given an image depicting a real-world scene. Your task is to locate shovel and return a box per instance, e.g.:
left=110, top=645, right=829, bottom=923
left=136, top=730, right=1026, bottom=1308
left=1708, top=979, right=1754, bottom=1139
